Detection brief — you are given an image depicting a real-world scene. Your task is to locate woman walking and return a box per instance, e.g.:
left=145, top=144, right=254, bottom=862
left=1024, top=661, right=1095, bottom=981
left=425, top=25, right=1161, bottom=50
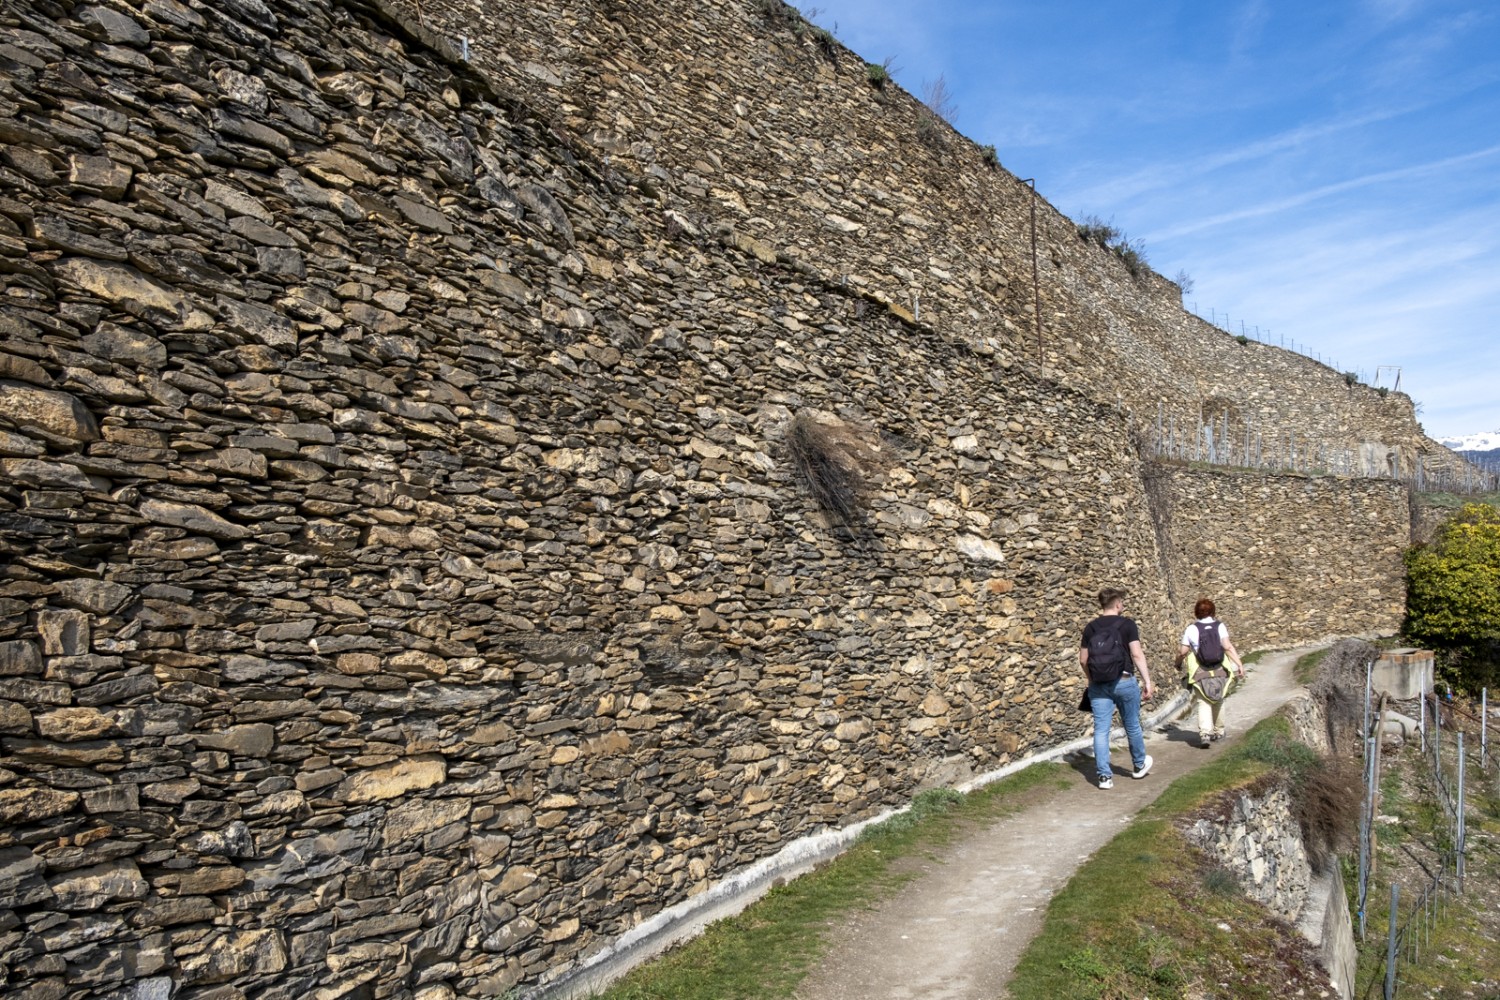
left=1175, top=598, right=1246, bottom=748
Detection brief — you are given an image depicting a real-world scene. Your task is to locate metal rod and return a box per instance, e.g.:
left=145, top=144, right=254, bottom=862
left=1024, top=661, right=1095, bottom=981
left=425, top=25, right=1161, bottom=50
left=1022, top=179, right=1041, bottom=371
left=1385, top=882, right=1400, bottom=999
left=1457, top=732, right=1466, bottom=890
left=1419, top=694, right=1426, bottom=754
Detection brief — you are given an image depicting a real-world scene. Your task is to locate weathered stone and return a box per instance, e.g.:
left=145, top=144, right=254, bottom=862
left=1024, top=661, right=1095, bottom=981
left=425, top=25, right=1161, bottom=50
left=0, top=381, right=100, bottom=443
left=196, top=723, right=275, bottom=757
left=0, top=640, right=42, bottom=676
left=55, top=578, right=132, bottom=615
left=0, top=699, right=34, bottom=735
left=78, top=5, right=151, bottom=45
left=140, top=499, right=251, bottom=540
left=0, top=845, right=51, bottom=906
left=180, top=929, right=287, bottom=984
left=81, top=324, right=168, bottom=367
left=2, top=458, right=101, bottom=490
left=48, top=859, right=149, bottom=910
left=37, top=707, right=116, bottom=742
left=393, top=195, right=453, bottom=234
left=53, top=259, right=213, bottom=330
left=341, top=755, right=447, bottom=803
left=37, top=609, right=91, bottom=656
left=381, top=797, right=470, bottom=847
left=68, top=155, right=134, bottom=198
left=81, top=783, right=140, bottom=813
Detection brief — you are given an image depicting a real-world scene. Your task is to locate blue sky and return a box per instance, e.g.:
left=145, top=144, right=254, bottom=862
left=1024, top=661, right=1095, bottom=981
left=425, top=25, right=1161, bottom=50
left=799, top=1, right=1500, bottom=441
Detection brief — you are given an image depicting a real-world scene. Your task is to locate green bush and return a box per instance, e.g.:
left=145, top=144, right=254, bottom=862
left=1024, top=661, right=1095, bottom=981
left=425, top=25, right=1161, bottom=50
left=1074, top=214, right=1149, bottom=280
left=1404, top=502, right=1500, bottom=691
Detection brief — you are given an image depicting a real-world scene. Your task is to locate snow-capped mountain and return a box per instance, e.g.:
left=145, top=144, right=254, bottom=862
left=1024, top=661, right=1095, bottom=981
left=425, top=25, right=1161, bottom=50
left=1439, top=431, right=1500, bottom=470
left=1441, top=431, right=1500, bottom=452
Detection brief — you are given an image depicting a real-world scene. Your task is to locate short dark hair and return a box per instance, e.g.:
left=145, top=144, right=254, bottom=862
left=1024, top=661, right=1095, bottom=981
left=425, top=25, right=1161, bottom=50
left=1099, top=587, right=1127, bottom=610
left=1194, top=598, right=1216, bottom=619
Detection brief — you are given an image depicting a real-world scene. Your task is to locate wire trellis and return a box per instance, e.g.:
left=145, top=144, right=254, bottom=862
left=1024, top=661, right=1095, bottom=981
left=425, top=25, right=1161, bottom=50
left=1134, top=403, right=1500, bottom=495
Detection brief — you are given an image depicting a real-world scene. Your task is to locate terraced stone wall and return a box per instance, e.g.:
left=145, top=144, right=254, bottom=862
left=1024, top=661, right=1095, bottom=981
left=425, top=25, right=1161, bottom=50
left=1148, top=468, right=1409, bottom=647
left=395, top=0, right=1435, bottom=476
left=0, top=0, right=1409, bottom=996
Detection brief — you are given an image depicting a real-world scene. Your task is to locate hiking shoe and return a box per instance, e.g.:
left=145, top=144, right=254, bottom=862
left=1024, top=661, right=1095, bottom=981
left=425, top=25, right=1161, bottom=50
left=1098, top=776, right=1114, bottom=790
left=1199, top=736, right=1213, bottom=749
left=1211, top=728, right=1226, bottom=742
left=1131, top=755, right=1153, bottom=779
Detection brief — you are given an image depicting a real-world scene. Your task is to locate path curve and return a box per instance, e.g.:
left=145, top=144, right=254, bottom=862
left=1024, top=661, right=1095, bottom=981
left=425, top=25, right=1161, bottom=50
left=793, top=647, right=1314, bottom=1000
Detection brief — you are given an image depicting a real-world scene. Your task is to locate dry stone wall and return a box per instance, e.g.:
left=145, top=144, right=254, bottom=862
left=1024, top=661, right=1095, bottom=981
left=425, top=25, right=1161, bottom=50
left=1147, top=468, right=1408, bottom=648
left=397, top=0, right=1434, bottom=476
left=0, top=0, right=1408, bottom=997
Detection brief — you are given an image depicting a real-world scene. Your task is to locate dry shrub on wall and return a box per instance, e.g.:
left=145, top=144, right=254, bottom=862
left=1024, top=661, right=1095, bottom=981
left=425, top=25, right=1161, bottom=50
left=786, top=411, right=891, bottom=528
left=1295, top=752, right=1362, bottom=870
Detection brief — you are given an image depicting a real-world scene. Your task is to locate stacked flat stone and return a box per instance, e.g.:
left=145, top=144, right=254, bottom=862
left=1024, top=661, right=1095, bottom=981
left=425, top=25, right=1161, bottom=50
left=0, top=0, right=1408, bottom=996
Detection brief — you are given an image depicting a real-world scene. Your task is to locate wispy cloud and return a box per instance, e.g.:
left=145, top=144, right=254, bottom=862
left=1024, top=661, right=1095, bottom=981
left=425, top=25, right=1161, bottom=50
left=1155, top=144, right=1500, bottom=239
left=1061, top=105, right=1423, bottom=212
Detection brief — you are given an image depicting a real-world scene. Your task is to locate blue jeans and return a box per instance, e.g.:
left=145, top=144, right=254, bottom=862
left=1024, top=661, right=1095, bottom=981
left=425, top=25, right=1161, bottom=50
left=1090, top=675, right=1147, bottom=780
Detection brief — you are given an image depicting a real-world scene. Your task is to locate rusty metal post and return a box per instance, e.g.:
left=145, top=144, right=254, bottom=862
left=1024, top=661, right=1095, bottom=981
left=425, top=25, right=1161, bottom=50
left=1021, top=178, right=1041, bottom=372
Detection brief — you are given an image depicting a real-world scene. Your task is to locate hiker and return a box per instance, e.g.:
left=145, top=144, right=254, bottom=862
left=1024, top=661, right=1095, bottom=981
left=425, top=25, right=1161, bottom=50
left=1079, top=587, right=1155, bottom=790
left=1174, top=598, right=1246, bottom=748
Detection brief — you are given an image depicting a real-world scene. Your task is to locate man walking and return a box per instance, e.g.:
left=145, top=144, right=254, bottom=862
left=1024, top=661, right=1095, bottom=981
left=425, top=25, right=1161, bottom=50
left=1079, top=587, right=1155, bottom=789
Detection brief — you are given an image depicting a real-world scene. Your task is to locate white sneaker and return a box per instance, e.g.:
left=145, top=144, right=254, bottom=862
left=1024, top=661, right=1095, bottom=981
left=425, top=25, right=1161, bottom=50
left=1131, top=754, right=1153, bottom=779
left=1098, top=776, right=1114, bottom=790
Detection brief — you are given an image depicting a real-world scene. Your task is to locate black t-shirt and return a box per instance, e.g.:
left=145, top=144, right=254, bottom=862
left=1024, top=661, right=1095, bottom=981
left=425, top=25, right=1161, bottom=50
left=1081, top=614, right=1140, bottom=676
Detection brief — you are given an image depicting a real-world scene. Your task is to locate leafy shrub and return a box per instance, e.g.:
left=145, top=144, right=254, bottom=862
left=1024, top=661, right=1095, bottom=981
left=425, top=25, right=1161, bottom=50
left=1076, top=214, right=1121, bottom=248
left=1075, top=214, right=1150, bottom=280
left=1202, top=865, right=1240, bottom=896
left=980, top=144, right=998, bottom=166
left=915, top=110, right=943, bottom=146
left=865, top=61, right=888, bottom=88
left=1235, top=334, right=1249, bottom=345
left=1343, top=371, right=1357, bottom=386
left=813, top=26, right=836, bottom=60
left=1404, top=502, right=1500, bottom=691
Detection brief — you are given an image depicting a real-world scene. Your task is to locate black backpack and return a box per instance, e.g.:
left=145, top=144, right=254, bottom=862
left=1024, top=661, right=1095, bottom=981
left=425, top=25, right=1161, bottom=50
left=1194, top=621, right=1225, bottom=667
left=1086, top=617, right=1129, bottom=684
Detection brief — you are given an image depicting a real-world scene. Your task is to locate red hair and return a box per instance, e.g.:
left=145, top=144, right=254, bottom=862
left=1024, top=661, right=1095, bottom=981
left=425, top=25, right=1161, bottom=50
left=1194, top=598, right=1216, bottom=619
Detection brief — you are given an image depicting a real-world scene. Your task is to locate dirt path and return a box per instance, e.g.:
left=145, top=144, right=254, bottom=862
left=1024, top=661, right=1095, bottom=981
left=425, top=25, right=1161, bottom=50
left=792, top=647, right=1315, bottom=1000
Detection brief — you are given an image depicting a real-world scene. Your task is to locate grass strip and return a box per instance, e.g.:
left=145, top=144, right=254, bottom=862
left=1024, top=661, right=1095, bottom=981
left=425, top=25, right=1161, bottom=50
left=1008, top=715, right=1331, bottom=999
left=592, top=763, right=1069, bottom=1000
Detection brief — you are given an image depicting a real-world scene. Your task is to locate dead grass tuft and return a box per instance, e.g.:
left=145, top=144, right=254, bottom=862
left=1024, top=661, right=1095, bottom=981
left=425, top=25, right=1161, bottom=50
left=1294, top=752, right=1361, bottom=870
left=785, top=411, right=892, bottom=527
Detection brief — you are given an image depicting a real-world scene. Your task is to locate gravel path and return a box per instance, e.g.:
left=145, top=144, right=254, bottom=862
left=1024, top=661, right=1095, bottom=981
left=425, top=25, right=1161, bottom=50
left=792, top=647, right=1315, bottom=1000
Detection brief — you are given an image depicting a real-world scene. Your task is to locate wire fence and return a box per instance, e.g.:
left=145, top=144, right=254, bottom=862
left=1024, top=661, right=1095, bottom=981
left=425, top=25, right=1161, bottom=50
left=1359, top=678, right=1495, bottom=998
left=1134, top=404, right=1500, bottom=495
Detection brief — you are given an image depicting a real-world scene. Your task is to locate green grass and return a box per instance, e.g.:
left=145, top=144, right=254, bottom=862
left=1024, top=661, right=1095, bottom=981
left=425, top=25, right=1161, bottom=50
left=1009, top=715, right=1330, bottom=1000
left=591, top=765, right=1068, bottom=1000
left=1417, top=491, right=1500, bottom=511
left=1349, top=742, right=1500, bottom=998
left=1293, top=647, right=1331, bottom=685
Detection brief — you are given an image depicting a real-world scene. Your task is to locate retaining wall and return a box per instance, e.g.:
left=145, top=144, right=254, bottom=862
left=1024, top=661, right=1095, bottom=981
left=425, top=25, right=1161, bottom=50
left=393, top=0, right=1437, bottom=476
left=0, top=0, right=1406, bottom=996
